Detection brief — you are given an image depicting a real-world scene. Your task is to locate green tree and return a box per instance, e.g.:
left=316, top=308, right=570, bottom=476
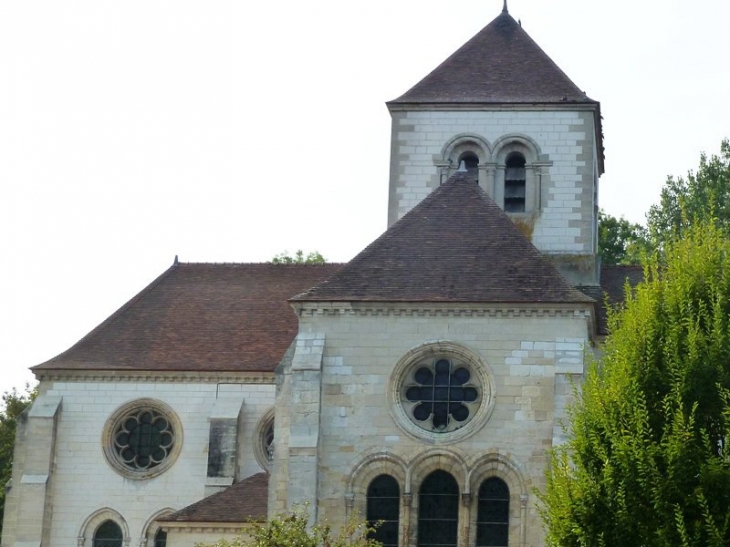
left=198, top=508, right=381, bottom=547
left=271, top=250, right=326, bottom=265
left=539, top=220, right=730, bottom=547
left=598, top=209, right=650, bottom=265
left=647, top=139, right=730, bottom=249
left=0, top=385, right=35, bottom=532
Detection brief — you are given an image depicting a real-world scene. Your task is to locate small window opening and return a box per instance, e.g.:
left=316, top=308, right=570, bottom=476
left=367, top=475, right=400, bottom=547
left=504, top=153, right=526, bottom=212
left=93, top=521, right=123, bottom=547
left=476, top=477, right=510, bottom=547
left=154, top=529, right=167, bottom=547
left=458, top=152, right=480, bottom=181
left=418, top=470, right=459, bottom=547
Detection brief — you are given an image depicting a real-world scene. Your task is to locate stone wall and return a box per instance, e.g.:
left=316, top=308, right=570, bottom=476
left=274, top=303, right=592, bottom=547
left=388, top=108, right=599, bottom=256
left=2, top=377, right=274, bottom=547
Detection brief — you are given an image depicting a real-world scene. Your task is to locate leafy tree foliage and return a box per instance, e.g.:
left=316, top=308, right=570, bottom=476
left=598, top=209, right=649, bottom=265
left=0, top=385, right=35, bottom=533
left=539, top=221, right=730, bottom=547
left=198, top=508, right=380, bottom=547
left=647, top=139, right=730, bottom=249
left=271, top=250, right=326, bottom=265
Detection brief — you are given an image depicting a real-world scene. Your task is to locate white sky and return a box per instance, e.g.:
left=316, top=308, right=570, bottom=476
left=1, top=0, right=729, bottom=396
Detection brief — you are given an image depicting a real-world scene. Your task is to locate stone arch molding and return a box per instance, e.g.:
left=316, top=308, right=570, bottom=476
left=440, top=133, right=493, bottom=165
left=347, top=450, right=408, bottom=495
left=348, top=447, right=523, bottom=498
left=78, top=507, right=131, bottom=547
left=408, top=446, right=470, bottom=494
left=491, top=133, right=542, bottom=162
left=140, top=508, right=176, bottom=547
left=346, top=450, right=408, bottom=518
left=348, top=448, right=530, bottom=547
left=466, top=450, right=529, bottom=498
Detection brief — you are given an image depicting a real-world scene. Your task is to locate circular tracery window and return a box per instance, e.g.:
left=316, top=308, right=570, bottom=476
left=389, top=341, right=495, bottom=443
left=103, top=399, right=182, bottom=479
left=403, top=358, right=480, bottom=432
left=114, top=408, right=174, bottom=469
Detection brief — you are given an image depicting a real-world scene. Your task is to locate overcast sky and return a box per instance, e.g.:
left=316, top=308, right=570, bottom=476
left=1, top=0, right=729, bottom=397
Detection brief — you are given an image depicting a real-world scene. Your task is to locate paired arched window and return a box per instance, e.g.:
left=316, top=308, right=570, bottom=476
left=367, top=475, right=400, bottom=547
left=476, top=478, right=510, bottom=547
left=418, top=471, right=460, bottom=547
left=93, top=520, right=123, bottom=547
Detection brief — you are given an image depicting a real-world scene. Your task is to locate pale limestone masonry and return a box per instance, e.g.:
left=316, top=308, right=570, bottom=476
left=2, top=377, right=274, bottom=547
left=286, top=333, right=325, bottom=522
left=271, top=303, right=593, bottom=547
left=162, top=525, right=253, bottom=547
left=2, top=396, right=61, bottom=547
left=387, top=108, right=600, bottom=260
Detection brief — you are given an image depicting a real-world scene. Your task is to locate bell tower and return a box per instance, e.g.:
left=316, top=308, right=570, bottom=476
left=386, top=7, right=604, bottom=285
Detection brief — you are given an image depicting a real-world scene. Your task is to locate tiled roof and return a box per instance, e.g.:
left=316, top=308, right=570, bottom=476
left=292, top=172, right=594, bottom=305
left=33, top=263, right=342, bottom=373
left=161, top=473, right=268, bottom=523
left=578, top=265, right=645, bottom=335
left=389, top=11, right=596, bottom=105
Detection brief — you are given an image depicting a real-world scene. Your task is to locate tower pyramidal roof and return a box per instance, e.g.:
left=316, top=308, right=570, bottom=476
left=292, top=173, right=594, bottom=304
left=389, top=10, right=596, bottom=105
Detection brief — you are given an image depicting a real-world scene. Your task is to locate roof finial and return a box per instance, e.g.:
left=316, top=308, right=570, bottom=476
left=457, top=160, right=467, bottom=173
left=502, top=0, right=508, bottom=13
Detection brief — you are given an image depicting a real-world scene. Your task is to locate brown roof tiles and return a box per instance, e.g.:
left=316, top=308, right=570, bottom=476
left=161, top=473, right=268, bottom=523
left=389, top=11, right=596, bottom=106
left=34, top=263, right=342, bottom=373
left=292, top=172, right=594, bottom=305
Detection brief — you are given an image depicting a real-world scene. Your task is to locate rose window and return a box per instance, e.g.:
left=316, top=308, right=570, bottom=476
left=402, top=358, right=480, bottom=433
left=103, top=399, right=181, bottom=479
left=113, top=408, right=175, bottom=471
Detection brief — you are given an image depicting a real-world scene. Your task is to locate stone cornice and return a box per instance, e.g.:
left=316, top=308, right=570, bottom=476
left=387, top=102, right=600, bottom=113
left=33, top=370, right=276, bottom=384
left=294, top=301, right=594, bottom=319
left=160, top=522, right=259, bottom=533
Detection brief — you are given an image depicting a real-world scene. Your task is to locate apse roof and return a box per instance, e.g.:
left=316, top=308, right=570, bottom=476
left=292, top=172, right=595, bottom=305
left=33, top=263, right=342, bottom=373
left=389, top=10, right=596, bottom=106
left=161, top=472, right=268, bottom=523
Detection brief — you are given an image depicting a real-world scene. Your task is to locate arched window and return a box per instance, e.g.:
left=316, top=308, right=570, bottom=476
left=154, top=529, right=167, bottom=547
left=458, top=151, right=480, bottom=180
left=418, top=470, right=459, bottom=547
left=504, top=153, right=526, bottom=212
left=367, top=475, right=400, bottom=547
left=476, top=478, right=510, bottom=547
left=93, top=520, right=123, bottom=547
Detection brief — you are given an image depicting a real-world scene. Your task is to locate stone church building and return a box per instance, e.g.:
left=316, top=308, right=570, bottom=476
left=2, top=6, right=638, bottom=547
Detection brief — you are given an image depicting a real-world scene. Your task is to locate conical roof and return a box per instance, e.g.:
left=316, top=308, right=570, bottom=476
left=389, top=11, right=595, bottom=105
left=292, top=173, right=594, bottom=304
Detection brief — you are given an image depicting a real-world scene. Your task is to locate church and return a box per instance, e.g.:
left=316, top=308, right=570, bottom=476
left=2, top=5, right=638, bottom=547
